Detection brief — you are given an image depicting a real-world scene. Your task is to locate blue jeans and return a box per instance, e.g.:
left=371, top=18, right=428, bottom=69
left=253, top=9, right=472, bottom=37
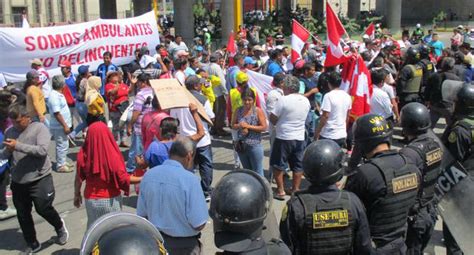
left=50, top=128, right=69, bottom=167
left=194, top=145, right=213, bottom=196
left=126, top=133, right=143, bottom=173
left=238, top=143, right=264, bottom=176
left=71, top=101, right=88, bottom=138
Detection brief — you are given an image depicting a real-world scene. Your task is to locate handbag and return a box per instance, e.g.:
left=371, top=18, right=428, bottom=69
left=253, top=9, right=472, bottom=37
left=62, top=86, right=75, bottom=107
left=115, top=100, right=130, bottom=114
left=234, top=140, right=247, bottom=153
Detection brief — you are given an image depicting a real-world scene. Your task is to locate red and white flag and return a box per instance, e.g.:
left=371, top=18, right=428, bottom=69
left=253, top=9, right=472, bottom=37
left=364, top=22, right=375, bottom=40
left=227, top=32, right=236, bottom=54
left=325, top=3, right=348, bottom=67
left=341, top=55, right=373, bottom=122
left=291, top=19, right=310, bottom=63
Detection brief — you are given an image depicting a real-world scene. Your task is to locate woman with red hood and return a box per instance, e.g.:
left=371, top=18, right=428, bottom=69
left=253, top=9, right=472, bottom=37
left=73, top=121, right=141, bottom=228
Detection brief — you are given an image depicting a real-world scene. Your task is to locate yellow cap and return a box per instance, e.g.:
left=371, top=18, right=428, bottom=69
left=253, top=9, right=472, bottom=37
left=235, top=71, right=249, bottom=84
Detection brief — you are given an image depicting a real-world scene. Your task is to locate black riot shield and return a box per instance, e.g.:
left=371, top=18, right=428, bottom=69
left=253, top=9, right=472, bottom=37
left=434, top=161, right=474, bottom=253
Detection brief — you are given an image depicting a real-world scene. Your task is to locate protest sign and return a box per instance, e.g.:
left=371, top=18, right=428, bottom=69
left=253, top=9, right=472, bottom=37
left=150, top=78, right=213, bottom=125
left=0, top=12, right=160, bottom=82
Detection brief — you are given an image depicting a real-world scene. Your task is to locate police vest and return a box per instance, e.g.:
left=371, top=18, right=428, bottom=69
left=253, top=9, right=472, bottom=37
left=419, top=59, right=434, bottom=86
left=404, top=65, right=423, bottom=94
left=407, top=135, right=443, bottom=206
left=455, top=117, right=474, bottom=171
left=229, top=87, right=257, bottom=114
left=367, top=155, right=419, bottom=238
left=296, top=191, right=354, bottom=255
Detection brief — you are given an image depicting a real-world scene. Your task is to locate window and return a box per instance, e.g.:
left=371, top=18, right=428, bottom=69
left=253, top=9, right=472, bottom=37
left=70, top=0, right=77, bottom=22
left=47, top=0, right=54, bottom=23
left=81, top=0, right=88, bottom=21
left=34, top=0, right=41, bottom=23
left=58, top=0, right=66, bottom=22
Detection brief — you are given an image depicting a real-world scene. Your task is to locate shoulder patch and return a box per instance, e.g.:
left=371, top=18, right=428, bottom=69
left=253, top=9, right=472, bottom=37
left=313, top=210, right=349, bottom=229
left=448, top=132, right=457, bottom=143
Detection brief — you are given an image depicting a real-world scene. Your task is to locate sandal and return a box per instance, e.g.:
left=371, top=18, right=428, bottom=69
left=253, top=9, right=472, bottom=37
left=273, top=193, right=286, bottom=201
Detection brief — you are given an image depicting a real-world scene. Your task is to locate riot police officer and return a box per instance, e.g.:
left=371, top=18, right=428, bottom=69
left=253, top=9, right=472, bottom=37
left=80, top=212, right=167, bottom=255
left=280, top=140, right=373, bottom=254
left=418, top=44, right=435, bottom=99
left=210, top=170, right=291, bottom=255
left=345, top=114, right=421, bottom=254
left=399, top=102, right=443, bottom=254
left=442, top=82, right=474, bottom=255
left=398, top=47, right=424, bottom=108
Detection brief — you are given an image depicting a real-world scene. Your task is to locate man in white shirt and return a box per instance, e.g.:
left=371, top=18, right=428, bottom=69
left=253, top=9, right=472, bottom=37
left=314, top=72, right=352, bottom=147
left=270, top=75, right=310, bottom=200
left=266, top=72, right=285, bottom=144
left=370, top=69, right=394, bottom=121
left=170, top=76, right=215, bottom=201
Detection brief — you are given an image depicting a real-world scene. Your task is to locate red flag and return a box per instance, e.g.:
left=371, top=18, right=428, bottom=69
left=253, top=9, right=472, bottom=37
left=227, top=32, right=236, bottom=54
left=325, top=3, right=348, bottom=67
left=364, top=22, right=375, bottom=40
left=341, top=55, right=373, bottom=122
left=291, top=19, right=310, bottom=63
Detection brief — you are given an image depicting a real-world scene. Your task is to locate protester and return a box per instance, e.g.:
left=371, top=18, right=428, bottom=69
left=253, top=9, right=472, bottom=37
left=266, top=49, right=284, bottom=77
left=370, top=69, right=394, bottom=121
left=105, top=71, right=129, bottom=147
left=173, top=58, right=188, bottom=85
left=266, top=72, right=286, bottom=145
left=140, top=96, right=170, bottom=152
left=270, top=75, right=310, bottom=200
left=85, top=76, right=106, bottom=125
left=1, top=104, right=68, bottom=253
left=74, top=121, right=142, bottom=228
left=96, top=52, right=120, bottom=96
left=126, top=73, right=154, bottom=173
left=69, top=65, right=90, bottom=141
left=30, top=58, right=51, bottom=102
left=48, top=75, right=73, bottom=173
left=24, top=70, right=48, bottom=126
left=137, top=136, right=208, bottom=255
left=206, top=53, right=228, bottom=136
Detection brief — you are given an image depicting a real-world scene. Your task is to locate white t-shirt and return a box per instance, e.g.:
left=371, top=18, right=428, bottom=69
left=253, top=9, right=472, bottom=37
left=174, top=70, right=186, bottom=85
left=370, top=87, right=393, bottom=119
left=320, top=89, right=352, bottom=139
left=271, top=93, right=310, bottom=141
left=382, top=83, right=396, bottom=99
left=170, top=100, right=215, bottom=148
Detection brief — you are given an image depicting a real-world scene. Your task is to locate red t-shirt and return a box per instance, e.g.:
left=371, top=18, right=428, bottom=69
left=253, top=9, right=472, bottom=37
left=83, top=170, right=130, bottom=199
left=105, top=83, right=129, bottom=112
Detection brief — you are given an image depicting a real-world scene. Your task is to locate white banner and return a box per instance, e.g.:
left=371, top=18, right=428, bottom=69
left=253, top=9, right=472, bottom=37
left=247, top=70, right=273, bottom=116
left=0, top=11, right=160, bottom=82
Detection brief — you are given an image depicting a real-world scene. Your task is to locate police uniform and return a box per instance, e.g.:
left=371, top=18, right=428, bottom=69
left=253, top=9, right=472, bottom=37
left=445, top=118, right=474, bottom=172
left=345, top=150, right=421, bottom=253
left=418, top=59, right=435, bottom=98
left=280, top=185, right=373, bottom=255
left=400, top=133, right=443, bottom=253
left=397, top=64, right=424, bottom=107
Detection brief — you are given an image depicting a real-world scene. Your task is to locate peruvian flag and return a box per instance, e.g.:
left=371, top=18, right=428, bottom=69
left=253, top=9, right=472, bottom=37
left=227, top=32, right=236, bottom=54
left=364, top=22, right=375, bottom=40
left=341, top=55, right=373, bottom=121
left=325, top=3, right=348, bottom=67
left=291, top=19, right=311, bottom=63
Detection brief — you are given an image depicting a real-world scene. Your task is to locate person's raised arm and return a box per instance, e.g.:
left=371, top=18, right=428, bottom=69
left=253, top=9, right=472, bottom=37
left=188, top=103, right=205, bottom=142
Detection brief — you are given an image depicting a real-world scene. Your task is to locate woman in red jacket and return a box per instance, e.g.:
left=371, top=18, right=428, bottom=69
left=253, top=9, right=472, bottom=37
left=73, top=121, right=141, bottom=228
left=105, top=71, right=129, bottom=147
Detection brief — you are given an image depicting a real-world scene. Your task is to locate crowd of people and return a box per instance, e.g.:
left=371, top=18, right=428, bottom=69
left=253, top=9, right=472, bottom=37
left=0, top=20, right=473, bottom=254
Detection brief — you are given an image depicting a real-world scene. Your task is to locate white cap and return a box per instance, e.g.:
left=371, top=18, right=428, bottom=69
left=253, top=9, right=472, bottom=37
left=457, top=25, right=464, bottom=30
left=416, top=23, right=421, bottom=28
left=362, top=34, right=370, bottom=39
left=203, top=28, right=208, bottom=32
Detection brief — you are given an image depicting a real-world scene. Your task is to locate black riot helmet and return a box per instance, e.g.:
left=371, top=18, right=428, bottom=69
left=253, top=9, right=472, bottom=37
left=210, top=170, right=272, bottom=253
left=353, top=114, right=393, bottom=156
left=418, top=44, right=431, bottom=59
left=303, top=139, right=345, bottom=185
left=80, top=212, right=166, bottom=255
left=405, top=47, right=421, bottom=64
left=455, top=82, right=474, bottom=116
left=400, top=102, right=431, bottom=136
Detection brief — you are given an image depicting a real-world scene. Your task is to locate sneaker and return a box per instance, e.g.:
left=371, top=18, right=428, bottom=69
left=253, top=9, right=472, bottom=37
left=205, top=195, right=211, bottom=203
left=57, top=165, right=73, bottom=173
left=23, top=241, right=41, bottom=254
left=66, top=162, right=75, bottom=168
left=56, top=219, right=69, bottom=245
left=67, top=135, right=77, bottom=147
left=0, top=207, right=17, bottom=220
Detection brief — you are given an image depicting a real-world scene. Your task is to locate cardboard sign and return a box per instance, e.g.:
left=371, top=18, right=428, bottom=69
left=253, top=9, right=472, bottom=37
left=150, top=78, right=213, bottom=125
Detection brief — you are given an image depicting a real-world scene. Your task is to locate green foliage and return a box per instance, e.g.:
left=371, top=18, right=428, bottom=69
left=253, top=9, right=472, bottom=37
left=340, top=17, right=361, bottom=34
left=303, top=16, right=326, bottom=34
left=432, top=11, right=447, bottom=27
left=192, top=2, right=206, bottom=18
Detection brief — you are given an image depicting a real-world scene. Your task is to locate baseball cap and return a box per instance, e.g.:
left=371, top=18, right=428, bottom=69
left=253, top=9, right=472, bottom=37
left=176, top=50, right=190, bottom=57
left=244, top=56, right=257, bottom=66
left=252, top=45, right=263, bottom=52
left=294, top=59, right=306, bottom=70
left=78, top=65, right=89, bottom=75
left=59, top=60, right=72, bottom=68
left=196, top=46, right=204, bottom=52
left=235, top=71, right=249, bottom=84
left=26, top=69, right=40, bottom=80
left=30, top=58, right=43, bottom=66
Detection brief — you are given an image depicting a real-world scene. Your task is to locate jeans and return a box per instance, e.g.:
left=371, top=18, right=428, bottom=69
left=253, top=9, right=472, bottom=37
left=126, top=133, right=143, bottom=173
left=71, top=101, right=88, bottom=138
left=11, top=175, right=63, bottom=245
left=238, top=143, right=264, bottom=176
left=50, top=128, right=69, bottom=168
left=109, top=111, right=125, bottom=143
left=194, top=145, right=213, bottom=196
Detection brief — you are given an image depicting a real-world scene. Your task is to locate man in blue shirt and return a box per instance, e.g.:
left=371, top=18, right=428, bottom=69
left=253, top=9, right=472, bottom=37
left=96, top=51, right=119, bottom=96
left=266, top=49, right=284, bottom=77
left=59, top=60, right=76, bottom=99
left=137, top=136, right=208, bottom=254
left=428, top=33, right=444, bottom=57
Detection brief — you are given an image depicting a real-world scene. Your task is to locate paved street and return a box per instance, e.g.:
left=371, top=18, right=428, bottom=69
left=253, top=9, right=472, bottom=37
left=0, top=119, right=450, bottom=254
